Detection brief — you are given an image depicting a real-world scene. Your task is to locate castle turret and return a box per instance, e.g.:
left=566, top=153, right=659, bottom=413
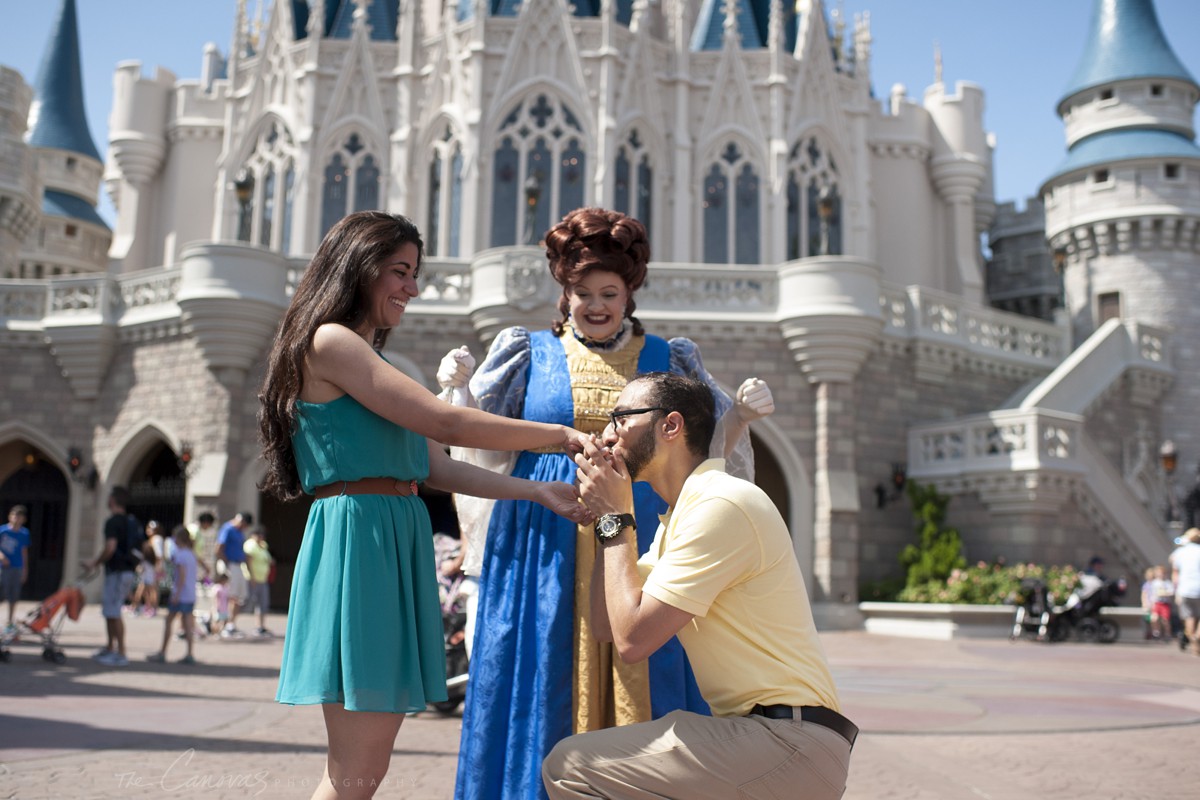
left=23, top=0, right=110, bottom=278
left=106, top=62, right=173, bottom=270
left=925, top=79, right=989, bottom=303
left=1043, top=0, right=1200, bottom=476
left=0, top=68, right=38, bottom=278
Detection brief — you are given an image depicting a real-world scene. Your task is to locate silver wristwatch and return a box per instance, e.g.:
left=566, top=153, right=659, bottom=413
left=594, top=513, right=636, bottom=542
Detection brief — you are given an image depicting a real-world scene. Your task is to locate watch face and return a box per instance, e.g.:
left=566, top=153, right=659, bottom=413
left=597, top=513, right=634, bottom=540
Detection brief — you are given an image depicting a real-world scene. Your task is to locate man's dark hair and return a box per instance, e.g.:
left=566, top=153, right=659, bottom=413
left=634, top=372, right=716, bottom=458
left=239, top=512, right=255, bottom=526
left=198, top=512, right=215, bottom=525
left=109, top=486, right=132, bottom=510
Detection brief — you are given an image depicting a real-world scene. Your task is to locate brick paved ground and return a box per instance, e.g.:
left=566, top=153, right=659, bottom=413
left=1, top=601, right=1196, bottom=798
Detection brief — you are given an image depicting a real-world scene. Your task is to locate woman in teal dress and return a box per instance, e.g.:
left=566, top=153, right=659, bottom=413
left=258, top=211, right=592, bottom=800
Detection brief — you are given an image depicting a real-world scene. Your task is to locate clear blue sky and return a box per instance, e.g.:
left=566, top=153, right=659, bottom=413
left=3, top=0, right=1199, bottom=224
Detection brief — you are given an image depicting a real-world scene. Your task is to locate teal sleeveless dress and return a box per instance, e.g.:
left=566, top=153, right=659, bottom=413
left=275, top=393, right=447, bottom=712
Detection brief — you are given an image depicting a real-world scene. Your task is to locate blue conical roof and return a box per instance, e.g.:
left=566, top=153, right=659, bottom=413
left=42, top=189, right=109, bottom=229
left=1044, top=128, right=1200, bottom=187
left=1061, top=0, right=1197, bottom=104
left=27, top=0, right=100, bottom=161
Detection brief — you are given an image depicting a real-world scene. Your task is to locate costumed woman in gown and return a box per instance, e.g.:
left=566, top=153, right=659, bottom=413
left=259, top=211, right=593, bottom=800
left=441, top=207, right=776, bottom=800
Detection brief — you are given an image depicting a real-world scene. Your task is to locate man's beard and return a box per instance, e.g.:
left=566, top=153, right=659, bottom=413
left=621, top=425, right=656, bottom=481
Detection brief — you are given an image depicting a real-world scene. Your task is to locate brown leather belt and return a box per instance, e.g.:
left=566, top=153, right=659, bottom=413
left=313, top=477, right=420, bottom=499
left=749, top=704, right=859, bottom=748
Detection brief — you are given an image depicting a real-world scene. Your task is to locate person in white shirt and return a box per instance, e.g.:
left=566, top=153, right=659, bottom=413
left=1171, top=529, right=1200, bottom=655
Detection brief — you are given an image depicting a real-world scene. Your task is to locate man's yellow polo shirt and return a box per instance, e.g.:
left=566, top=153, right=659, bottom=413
left=637, top=459, right=840, bottom=717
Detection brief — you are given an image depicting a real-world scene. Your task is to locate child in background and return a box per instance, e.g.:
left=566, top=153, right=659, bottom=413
left=146, top=525, right=200, bottom=665
left=211, top=572, right=231, bottom=635
left=131, top=539, right=158, bottom=617
left=1141, top=566, right=1156, bottom=640
left=1150, top=564, right=1176, bottom=643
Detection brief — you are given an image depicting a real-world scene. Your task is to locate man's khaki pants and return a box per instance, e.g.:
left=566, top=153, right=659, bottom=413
left=542, top=709, right=851, bottom=799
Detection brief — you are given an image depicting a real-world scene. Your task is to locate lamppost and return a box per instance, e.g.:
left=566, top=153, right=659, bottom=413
left=1161, top=439, right=1184, bottom=538
left=523, top=173, right=542, bottom=245
left=234, top=170, right=255, bottom=242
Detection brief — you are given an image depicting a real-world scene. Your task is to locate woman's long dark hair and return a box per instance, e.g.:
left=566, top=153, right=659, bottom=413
left=545, top=207, right=649, bottom=337
left=258, top=211, right=424, bottom=501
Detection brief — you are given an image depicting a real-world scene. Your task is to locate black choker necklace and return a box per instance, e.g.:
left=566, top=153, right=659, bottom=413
left=569, top=322, right=631, bottom=351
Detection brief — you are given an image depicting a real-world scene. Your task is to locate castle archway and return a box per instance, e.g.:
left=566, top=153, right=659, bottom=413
left=0, top=443, right=69, bottom=600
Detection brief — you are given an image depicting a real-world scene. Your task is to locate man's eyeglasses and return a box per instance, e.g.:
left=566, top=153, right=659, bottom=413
left=607, top=406, right=667, bottom=430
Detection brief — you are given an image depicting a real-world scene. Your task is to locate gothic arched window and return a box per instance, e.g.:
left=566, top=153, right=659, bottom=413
left=785, top=136, right=842, bottom=259
left=701, top=141, right=760, bottom=264
left=614, top=128, right=653, bottom=234
left=428, top=126, right=465, bottom=257
left=490, top=94, right=588, bottom=247
left=233, top=120, right=296, bottom=253
left=321, top=133, right=382, bottom=238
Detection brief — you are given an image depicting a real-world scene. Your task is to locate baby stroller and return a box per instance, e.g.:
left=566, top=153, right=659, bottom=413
left=0, top=568, right=98, bottom=664
left=1056, top=576, right=1127, bottom=643
left=1010, top=578, right=1066, bottom=642
left=432, top=533, right=469, bottom=714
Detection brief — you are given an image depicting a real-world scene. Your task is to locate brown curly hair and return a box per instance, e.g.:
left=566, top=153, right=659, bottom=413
left=545, top=207, right=649, bottom=337
left=257, top=211, right=424, bottom=501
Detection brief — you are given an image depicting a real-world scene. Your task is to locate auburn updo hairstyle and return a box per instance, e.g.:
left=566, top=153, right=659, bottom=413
left=545, top=207, right=649, bottom=337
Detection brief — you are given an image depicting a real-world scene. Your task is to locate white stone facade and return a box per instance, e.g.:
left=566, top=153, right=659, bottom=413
left=0, top=0, right=1189, bottom=618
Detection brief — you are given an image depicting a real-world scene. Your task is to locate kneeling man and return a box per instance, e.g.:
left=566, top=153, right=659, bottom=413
left=545, top=372, right=854, bottom=799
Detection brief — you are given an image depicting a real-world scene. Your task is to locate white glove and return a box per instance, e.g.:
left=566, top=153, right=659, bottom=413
left=735, top=377, right=775, bottom=422
left=437, top=346, right=476, bottom=391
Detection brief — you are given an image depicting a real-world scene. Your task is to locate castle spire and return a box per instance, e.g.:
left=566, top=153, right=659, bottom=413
left=1061, top=0, right=1198, bottom=104
left=26, top=0, right=100, bottom=161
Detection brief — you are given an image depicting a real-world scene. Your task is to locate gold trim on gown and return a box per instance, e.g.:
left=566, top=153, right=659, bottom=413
left=560, top=330, right=655, bottom=733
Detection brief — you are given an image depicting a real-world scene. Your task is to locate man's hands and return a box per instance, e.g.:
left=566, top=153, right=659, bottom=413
left=573, top=437, right=634, bottom=519
left=436, top=346, right=476, bottom=391
left=536, top=481, right=595, bottom=525
left=734, top=377, right=775, bottom=422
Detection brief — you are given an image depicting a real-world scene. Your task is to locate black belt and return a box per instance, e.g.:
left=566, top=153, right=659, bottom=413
left=749, top=704, right=859, bottom=748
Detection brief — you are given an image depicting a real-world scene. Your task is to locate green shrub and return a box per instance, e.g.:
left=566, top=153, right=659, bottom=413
left=899, top=482, right=966, bottom=590
left=870, top=480, right=1082, bottom=605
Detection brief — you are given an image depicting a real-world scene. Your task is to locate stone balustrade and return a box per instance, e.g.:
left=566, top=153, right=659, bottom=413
left=0, top=251, right=1073, bottom=381
left=880, top=284, right=1068, bottom=377
left=908, top=408, right=1087, bottom=479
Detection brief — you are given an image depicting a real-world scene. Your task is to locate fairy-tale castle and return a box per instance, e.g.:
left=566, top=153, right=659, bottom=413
left=0, top=0, right=1193, bottom=623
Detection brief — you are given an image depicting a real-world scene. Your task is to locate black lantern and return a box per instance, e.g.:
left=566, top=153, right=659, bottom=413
left=66, top=446, right=98, bottom=490
left=177, top=441, right=199, bottom=478
left=1162, top=440, right=1180, bottom=524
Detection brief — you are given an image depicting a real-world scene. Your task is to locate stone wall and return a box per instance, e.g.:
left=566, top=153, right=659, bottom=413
left=853, top=342, right=1047, bottom=587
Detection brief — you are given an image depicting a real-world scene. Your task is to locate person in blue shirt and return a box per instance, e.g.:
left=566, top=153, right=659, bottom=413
left=0, top=505, right=31, bottom=630
left=215, top=512, right=252, bottom=636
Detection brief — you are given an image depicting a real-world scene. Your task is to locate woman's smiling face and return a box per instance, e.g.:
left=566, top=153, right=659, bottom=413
left=567, top=269, right=629, bottom=342
left=361, top=243, right=420, bottom=336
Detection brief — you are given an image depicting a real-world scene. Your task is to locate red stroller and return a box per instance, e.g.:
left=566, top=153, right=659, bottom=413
left=0, top=569, right=97, bottom=664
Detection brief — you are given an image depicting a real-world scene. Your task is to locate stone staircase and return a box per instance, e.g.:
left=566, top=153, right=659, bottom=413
left=908, top=318, right=1175, bottom=570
